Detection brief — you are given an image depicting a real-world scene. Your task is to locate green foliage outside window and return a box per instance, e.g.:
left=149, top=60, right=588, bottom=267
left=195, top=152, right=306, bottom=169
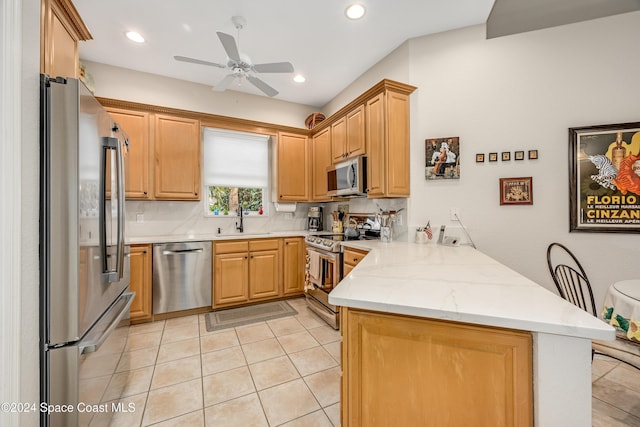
left=208, top=186, right=263, bottom=215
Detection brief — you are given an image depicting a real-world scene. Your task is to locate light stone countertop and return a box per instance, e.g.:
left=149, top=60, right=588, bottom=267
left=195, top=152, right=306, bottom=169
left=126, top=230, right=308, bottom=245
left=330, top=240, right=615, bottom=341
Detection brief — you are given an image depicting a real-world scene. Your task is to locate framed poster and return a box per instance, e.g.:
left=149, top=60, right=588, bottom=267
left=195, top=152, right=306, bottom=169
left=500, top=177, right=533, bottom=205
left=569, top=122, right=640, bottom=233
left=425, top=137, right=460, bottom=180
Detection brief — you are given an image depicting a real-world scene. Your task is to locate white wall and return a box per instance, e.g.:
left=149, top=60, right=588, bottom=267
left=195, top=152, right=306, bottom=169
left=400, top=13, right=640, bottom=307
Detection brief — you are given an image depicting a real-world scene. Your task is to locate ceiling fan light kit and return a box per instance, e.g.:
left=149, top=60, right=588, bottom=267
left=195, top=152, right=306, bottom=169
left=174, top=16, right=294, bottom=97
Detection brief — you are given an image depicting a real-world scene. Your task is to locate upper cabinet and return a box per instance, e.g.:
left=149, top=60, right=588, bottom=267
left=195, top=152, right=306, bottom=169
left=41, top=0, right=92, bottom=79
left=331, top=105, right=365, bottom=164
left=153, top=114, right=201, bottom=200
left=276, top=131, right=309, bottom=202
left=310, top=127, right=332, bottom=202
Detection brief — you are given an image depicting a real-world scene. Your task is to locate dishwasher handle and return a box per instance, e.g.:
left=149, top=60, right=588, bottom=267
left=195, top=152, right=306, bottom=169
left=162, top=248, right=204, bottom=255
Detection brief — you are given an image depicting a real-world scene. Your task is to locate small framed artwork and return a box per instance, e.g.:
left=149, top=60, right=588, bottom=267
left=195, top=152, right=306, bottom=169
left=500, top=177, right=533, bottom=205
left=515, top=151, right=525, bottom=161
left=488, top=152, right=498, bottom=162
left=425, top=137, right=460, bottom=180
left=528, top=150, right=538, bottom=159
left=475, top=153, right=485, bottom=163
left=502, top=151, right=511, bottom=161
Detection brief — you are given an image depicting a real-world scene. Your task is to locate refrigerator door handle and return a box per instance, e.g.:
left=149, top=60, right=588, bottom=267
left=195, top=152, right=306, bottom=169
left=100, top=136, right=125, bottom=283
left=79, top=291, right=134, bottom=354
left=115, top=134, right=126, bottom=280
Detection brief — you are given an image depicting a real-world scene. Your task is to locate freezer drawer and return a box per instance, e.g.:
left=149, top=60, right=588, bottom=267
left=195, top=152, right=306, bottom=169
left=152, top=241, right=212, bottom=314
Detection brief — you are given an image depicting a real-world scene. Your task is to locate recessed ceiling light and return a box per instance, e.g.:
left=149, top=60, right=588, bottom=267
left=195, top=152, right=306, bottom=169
left=345, top=3, right=366, bottom=20
left=293, top=74, right=306, bottom=83
left=125, top=31, right=145, bottom=43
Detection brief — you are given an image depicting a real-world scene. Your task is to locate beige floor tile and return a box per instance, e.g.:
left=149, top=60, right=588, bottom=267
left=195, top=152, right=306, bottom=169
left=156, top=337, right=201, bottom=364
left=79, top=375, right=111, bottom=405
left=142, top=378, right=203, bottom=426
left=98, top=331, right=128, bottom=355
left=267, top=317, right=306, bottom=337
left=593, top=377, right=640, bottom=418
left=116, top=346, right=159, bottom=372
left=602, top=364, right=640, bottom=394
left=258, top=378, right=321, bottom=426
left=304, top=366, right=341, bottom=408
left=242, top=337, right=285, bottom=364
left=200, top=329, right=239, bottom=354
left=87, top=392, right=147, bottom=427
left=161, top=323, right=200, bottom=344
left=296, top=314, right=326, bottom=330
left=249, top=355, right=300, bottom=390
left=280, top=409, right=334, bottom=427
left=129, top=320, right=165, bottom=336
left=165, top=314, right=199, bottom=328
left=126, top=331, right=163, bottom=352
left=289, top=346, right=338, bottom=377
left=308, top=325, right=341, bottom=345
left=202, top=366, right=255, bottom=407
left=150, top=409, right=205, bottom=427
left=235, top=322, right=275, bottom=344
left=80, top=351, right=122, bottom=379
left=151, top=354, right=201, bottom=390
left=324, top=402, right=341, bottom=427
left=102, top=366, right=154, bottom=402
left=204, top=393, right=268, bottom=427
left=592, top=355, right=621, bottom=381
left=201, top=346, right=246, bottom=376
left=278, top=330, right=320, bottom=354
left=593, top=397, right=640, bottom=427
left=323, top=341, right=341, bottom=364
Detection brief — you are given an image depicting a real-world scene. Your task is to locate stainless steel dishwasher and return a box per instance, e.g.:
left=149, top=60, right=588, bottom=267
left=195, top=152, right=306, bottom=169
left=153, top=241, right=212, bottom=314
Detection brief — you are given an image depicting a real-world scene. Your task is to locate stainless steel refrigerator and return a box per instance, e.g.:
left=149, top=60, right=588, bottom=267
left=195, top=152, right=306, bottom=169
left=39, top=74, right=134, bottom=427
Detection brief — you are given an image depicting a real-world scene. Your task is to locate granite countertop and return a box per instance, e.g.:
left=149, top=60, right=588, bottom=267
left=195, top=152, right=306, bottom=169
left=330, top=240, right=615, bottom=341
left=126, top=230, right=308, bottom=244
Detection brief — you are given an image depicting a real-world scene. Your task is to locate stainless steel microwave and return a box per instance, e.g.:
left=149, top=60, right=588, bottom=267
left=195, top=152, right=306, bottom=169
left=327, top=156, right=367, bottom=197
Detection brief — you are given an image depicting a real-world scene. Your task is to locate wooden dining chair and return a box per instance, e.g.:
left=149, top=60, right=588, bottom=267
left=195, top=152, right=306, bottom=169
left=546, top=242, right=640, bottom=370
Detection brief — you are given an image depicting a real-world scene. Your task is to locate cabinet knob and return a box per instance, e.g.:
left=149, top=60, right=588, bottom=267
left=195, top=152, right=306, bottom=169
left=143, top=191, right=147, bottom=195
left=279, top=194, right=283, bottom=198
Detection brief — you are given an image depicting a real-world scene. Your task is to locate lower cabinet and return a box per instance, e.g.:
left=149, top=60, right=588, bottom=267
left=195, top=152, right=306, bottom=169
left=283, top=237, right=305, bottom=295
left=129, top=244, right=152, bottom=322
left=341, top=308, right=533, bottom=426
left=343, top=246, right=368, bottom=277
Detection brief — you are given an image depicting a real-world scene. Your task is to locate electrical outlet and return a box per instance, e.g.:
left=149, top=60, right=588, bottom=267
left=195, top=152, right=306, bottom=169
left=284, top=212, right=294, bottom=220
left=396, top=213, right=403, bottom=226
left=449, top=208, right=459, bottom=221
left=136, top=213, right=144, bottom=223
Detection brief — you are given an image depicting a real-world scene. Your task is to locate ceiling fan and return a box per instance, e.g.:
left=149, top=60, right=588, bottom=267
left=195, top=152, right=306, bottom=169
left=174, top=16, right=294, bottom=97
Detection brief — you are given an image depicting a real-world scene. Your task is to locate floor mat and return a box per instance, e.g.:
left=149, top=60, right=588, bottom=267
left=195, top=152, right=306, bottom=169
left=205, top=301, right=298, bottom=332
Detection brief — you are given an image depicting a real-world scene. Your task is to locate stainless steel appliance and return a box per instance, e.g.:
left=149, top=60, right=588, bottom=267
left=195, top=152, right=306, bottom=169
left=327, top=155, right=368, bottom=197
left=153, top=241, right=212, bottom=314
left=304, top=234, right=345, bottom=329
left=307, top=206, right=323, bottom=231
left=39, top=75, right=134, bottom=427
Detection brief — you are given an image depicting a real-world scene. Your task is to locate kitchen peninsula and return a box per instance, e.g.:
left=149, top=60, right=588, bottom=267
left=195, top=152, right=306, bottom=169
left=329, top=241, right=614, bottom=427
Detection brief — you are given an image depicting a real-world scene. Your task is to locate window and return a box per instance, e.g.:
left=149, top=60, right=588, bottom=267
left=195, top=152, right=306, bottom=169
left=202, top=128, right=270, bottom=216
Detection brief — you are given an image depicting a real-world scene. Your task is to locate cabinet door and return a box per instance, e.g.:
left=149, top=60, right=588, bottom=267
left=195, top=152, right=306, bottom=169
left=129, top=244, right=152, bottom=322
left=365, top=93, right=385, bottom=197
left=154, top=115, right=200, bottom=200
left=214, top=253, right=249, bottom=306
left=385, top=91, right=411, bottom=197
left=276, top=132, right=309, bottom=201
left=346, top=104, right=365, bottom=159
left=311, top=127, right=332, bottom=201
left=249, top=250, right=280, bottom=300
left=107, top=108, right=151, bottom=199
left=331, top=117, right=346, bottom=163
left=283, top=238, right=305, bottom=295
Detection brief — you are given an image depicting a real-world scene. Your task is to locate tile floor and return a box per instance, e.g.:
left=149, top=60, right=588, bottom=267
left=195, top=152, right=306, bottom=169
left=82, top=297, right=640, bottom=426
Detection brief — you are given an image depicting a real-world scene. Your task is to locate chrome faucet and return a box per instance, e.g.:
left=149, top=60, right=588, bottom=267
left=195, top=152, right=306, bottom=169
left=236, top=206, right=244, bottom=233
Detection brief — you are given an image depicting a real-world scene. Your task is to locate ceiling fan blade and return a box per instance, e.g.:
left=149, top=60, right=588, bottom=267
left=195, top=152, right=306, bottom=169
left=213, top=74, right=236, bottom=92
left=246, top=75, right=278, bottom=97
left=253, top=62, right=294, bottom=73
left=174, top=55, right=226, bottom=68
left=216, top=32, right=241, bottom=63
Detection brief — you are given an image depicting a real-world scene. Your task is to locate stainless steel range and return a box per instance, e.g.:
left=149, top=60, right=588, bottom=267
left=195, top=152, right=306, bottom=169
left=304, top=234, right=344, bottom=329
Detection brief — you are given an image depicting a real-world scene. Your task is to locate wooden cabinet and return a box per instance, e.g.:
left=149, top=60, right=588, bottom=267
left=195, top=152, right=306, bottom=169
left=341, top=308, right=533, bottom=427
left=276, top=131, right=309, bottom=201
left=342, top=247, right=368, bottom=277
left=129, top=244, right=152, bottom=322
left=331, top=105, right=365, bottom=163
left=283, top=237, right=305, bottom=295
left=153, top=114, right=201, bottom=200
left=310, top=127, right=332, bottom=201
left=366, top=90, right=411, bottom=198
left=41, top=0, right=92, bottom=79
left=213, top=239, right=282, bottom=308
left=106, top=108, right=151, bottom=199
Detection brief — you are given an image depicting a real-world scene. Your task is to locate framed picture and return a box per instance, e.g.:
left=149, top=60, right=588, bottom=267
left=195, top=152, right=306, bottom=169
left=528, top=150, right=538, bottom=160
left=489, top=152, right=498, bottom=162
left=569, top=122, right=640, bottom=233
left=502, top=151, right=511, bottom=161
left=515, top=151, right=525, bottom=161
left=500, top=177, right=533, bottom=205
left=476, top=153, right=485, bottom=163
left=425, top=137, right=460, bottom=180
